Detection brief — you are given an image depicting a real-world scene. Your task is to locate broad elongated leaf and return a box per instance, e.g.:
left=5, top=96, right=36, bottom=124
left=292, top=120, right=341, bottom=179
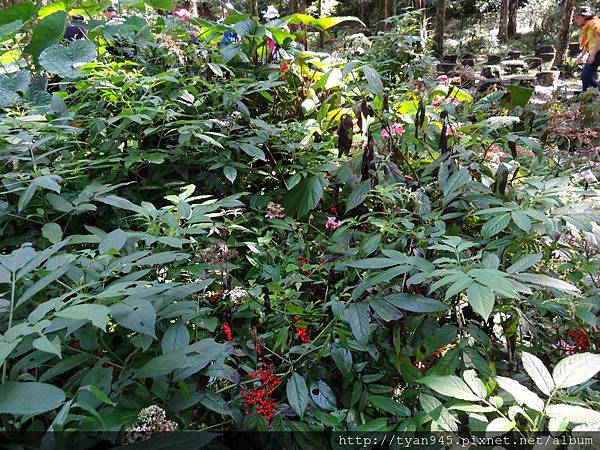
left=55, top=304, right=110, bottom=331
left=521, top=352, right=554, bottom=397
left=463, top=370, right=487, bottom=399
left=481, top=213, right=511, bottom=238
left=362, top=66, right=383, bottom=95
left=33, top=335, right=62, bottom=359
left=345, top=258, right=399, bottom=269
left=239, top=143, right=266, bottom=161
left=496, top=376, right=544, bottom=411
left=99, top=229, right=127, bottom=255
left=42, top=223, right=62, bottom=244
left=110, top=298, right=156, bottom=339
left=513, top=273, right=580, bottom=295
left=420, top=375, right=480, bottom=401
left=345, top=303, right=369, bottom=344
left=466, top=283, right=494, bottom=320
left=369, top=396, right=411, bottom=416
left=384, top=293, right=446, bottom=312
left=486, top=417, right=514, bottom=433
left=511, top=210, right=531, bottom=232
left=546, top=404, right=600, bottom=425
left=346, top=180, right=370, bottom=212
left=161, top=321, right=190, bottom=354
left=0, top=382, right=65, bottom=415
left=287, top=372, right=309, bottom=417
left=285, top=174, right=327, bottom=218
left=552, top=352, right=600, bottom=388
left=310, top=380, right=336, bottom=411
left=506, top=254, right=543, bottom=274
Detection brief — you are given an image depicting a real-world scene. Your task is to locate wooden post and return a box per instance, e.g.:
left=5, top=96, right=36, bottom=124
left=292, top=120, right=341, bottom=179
left=434, top=0, right=446, bottom=57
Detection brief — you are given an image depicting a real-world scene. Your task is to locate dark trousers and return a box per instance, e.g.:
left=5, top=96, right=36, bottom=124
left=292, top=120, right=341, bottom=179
left=581, top=51, right=600, bottom=90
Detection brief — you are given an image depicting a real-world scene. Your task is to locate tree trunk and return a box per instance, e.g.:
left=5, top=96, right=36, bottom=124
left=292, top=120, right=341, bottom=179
left=289, top=0, right=306, bottom=14
left=507, top=0, right=518, bottom=38
left=383, top=0, right=392, bottom=30
left=434, top=0, right=446, bottom=57
left=498, top=0, right=509, bottom=42
left=553, top=0, right=575, bottom=66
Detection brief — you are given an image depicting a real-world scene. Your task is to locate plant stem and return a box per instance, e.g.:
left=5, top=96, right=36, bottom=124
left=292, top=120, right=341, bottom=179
left=1, top=272, right=17, bottom=384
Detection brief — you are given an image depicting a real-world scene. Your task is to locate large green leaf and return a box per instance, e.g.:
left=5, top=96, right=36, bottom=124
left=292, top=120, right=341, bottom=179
left=513, top=273, right=580, bottom=295
left=383, top=293, right=446, bottom=313
left=345, top=180, right=371, bottom=213
left=552, top=352, right=600, bottom=388
left=521, top=352, right=554, bottom=397
left=286, top=372, right=309, bottom=418
left=0, top=382, right=65, bottom=415
left=26, top=11, right=68, bottom=65
left=310, top=16, right=365, bottom=31
left=466, top=283, right=494, bottom=321
left=506, top=253, right=542, bottom=274
left=285, top=174, right=328, bottom=218
left=481, top=213, right=511, bottom=238
left=546, top=404, right=600, bottom=425
left=310, top=380, right=337, bottom=411
left=144, top=0, right=175, bottom=9
left=495, top=376, right=544, bottom=411
left=55, top=304, right=110, bottom=331
left=345, top=303, right=370, bottom=344
left=420, top=375, right=480, bottom=401
left=0, top=20, right=23, bottom=38
left=110, top=298, right=157, bottom=339
left=39, top=40, right=97, bottom=78
left=0, top=1, right=35, bottom=25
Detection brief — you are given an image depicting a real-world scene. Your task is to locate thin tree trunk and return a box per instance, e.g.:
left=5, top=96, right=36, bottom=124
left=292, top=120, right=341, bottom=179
left=434, top=0, right=446, bottom=57
left=507, top=0, right=518, bottom=38
left=498, top=0, right=509, bottom=42
left=553, top=0, right=575, bottom=66
left=383, top=0, right=392, bottom=30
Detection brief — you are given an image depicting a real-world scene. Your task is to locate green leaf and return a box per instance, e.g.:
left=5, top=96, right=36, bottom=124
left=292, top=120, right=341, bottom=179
left=287, top=372, right=309, bottom=418
left=161, top=321, right=190, bottom=354
left=362, top=66, right=383, bottom=95
left=552, top=352, right=600, bottom=388
left=506, top=253, right=543, bottom=274
left=239, top=143, right=266, bottom=161
left=310, top=380, right=336, bottom=411
left=309, top=16, right=365, bottom=31
left=420, top=375, right=480, bottom=401
left=0, top=20, right=23, bottom=38
left=496, top=376, right=544, bottom=411
left=369, top=395, right=411, bottom=416
left=511, top=210, right=531, bottom=233
left=546, top=404, right=600, bottom=425
left=486, top=417, right=514, bottom=433
left=32, top=335, right=62, bottom=359
left=345, top=258, right=399, bottom=269
left=330, top=344, right=352, bottom=378
left=55, top=304, right=110, bottom=331
left=39, top=40, right=96, bottom=78
left=345, top=180, right=371, bottom=213
left=110, top=298, right=156, bottom=339
left=0, top=382, right=65, bottom=415
left=466, top=283, right=495, bottom=321
left=513, top=273, right=580, bottom=295
left=501, top=84, right=533, bottom=108
left=0, top=340, right=19, bottom=368
left=26, top=11, right=68, bottom=65
left=42, top=223, right=63, bottom=244
left=481, top=213, right=511, bottom=238
left=442, top=169, right=469, bottom=199
left=285, top=174, right=327, bottom=218
left=345, top=303, right=370, bottom=344
left=383, top=293, right=446, bottom=313
left=463, top=370, right=487, bottom=399
left=18, top=183, right=37, bottom=212
left=521, top=352, right=554, bottom=397
left=99, top=229, right=127, bottom=255
left=144, top=0, right=175, bottom=9
left=223, top=166, right=237, bottom=183
left=0, top=1, right=35, bottom=25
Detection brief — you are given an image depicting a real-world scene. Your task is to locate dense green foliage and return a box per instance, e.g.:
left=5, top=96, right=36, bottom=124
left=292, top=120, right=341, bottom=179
left=0, top=1, right=599, bottom=447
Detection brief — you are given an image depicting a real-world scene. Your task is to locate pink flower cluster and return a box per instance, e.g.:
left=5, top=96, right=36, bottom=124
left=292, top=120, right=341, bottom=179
left=446, top=123, right=465, bottom=138
left=381, top=122, right=405, bottom=140
left=325, top=216, right=343, bottom=230
left=436, top=75, right=461, bottom=85
left=432, top=96, right=460, bottom=107
left=485, top=144, right=508, bottom=164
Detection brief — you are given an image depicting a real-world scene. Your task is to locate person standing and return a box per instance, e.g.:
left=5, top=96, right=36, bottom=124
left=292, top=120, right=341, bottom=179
left=64, top=14, right=87, bottom=41
left=575, top=5, right=600, bottom=90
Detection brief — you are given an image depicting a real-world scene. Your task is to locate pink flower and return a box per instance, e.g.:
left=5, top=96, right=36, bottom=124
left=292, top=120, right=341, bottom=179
left=437, top=75, right=449, bottom=84
left=325, top=216, right=343, bottom=230
left=173, top=7, right=192, bottom=20
left=381, top=122, right=405, bottom=140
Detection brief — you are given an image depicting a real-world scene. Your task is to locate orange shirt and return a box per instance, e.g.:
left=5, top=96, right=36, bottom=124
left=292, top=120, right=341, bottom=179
left=580, top=17, right=600, bottom=51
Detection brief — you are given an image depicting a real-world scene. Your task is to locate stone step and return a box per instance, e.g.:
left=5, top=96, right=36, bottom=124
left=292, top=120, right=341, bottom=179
left=502, top=59, right=528, bottom=73
left=539, top=52, right=555, bottom=62
left=507, top=50, right=522, bottom=59
left=509, top=75, right=535, bottom=87
left=437, top=62, right=456, bottom=74
left=486, top=55, right=502, bottom=64
left=524, top=57, right=542, bottom=69
left=481, top=65, right=502, bottom=79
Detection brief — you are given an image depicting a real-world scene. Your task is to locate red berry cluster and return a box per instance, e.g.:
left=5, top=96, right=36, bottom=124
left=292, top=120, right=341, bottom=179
left=294, top=316, right=310, bottom=344
left=241, top=365, right=281, bottom=421
left=297, top=257, right=313, bottom=276
left=223, top=322, right=233, bottom=341
left=568, top=329, right=589, bottom=351
left=207, top=290, right=224, bottom=301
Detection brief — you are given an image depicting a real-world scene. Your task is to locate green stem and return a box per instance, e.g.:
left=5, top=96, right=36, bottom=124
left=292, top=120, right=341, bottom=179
left=1, top=272, right=16, bottom=384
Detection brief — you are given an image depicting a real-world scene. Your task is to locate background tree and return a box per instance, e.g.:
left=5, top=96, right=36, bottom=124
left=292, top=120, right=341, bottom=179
left=434, top=0, right=446, bottom=56
left=498, top=0, right=509, bottom=42
left=507, top=0, right=518, bottom=37
left=553, top=0, right=575, bottom=66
